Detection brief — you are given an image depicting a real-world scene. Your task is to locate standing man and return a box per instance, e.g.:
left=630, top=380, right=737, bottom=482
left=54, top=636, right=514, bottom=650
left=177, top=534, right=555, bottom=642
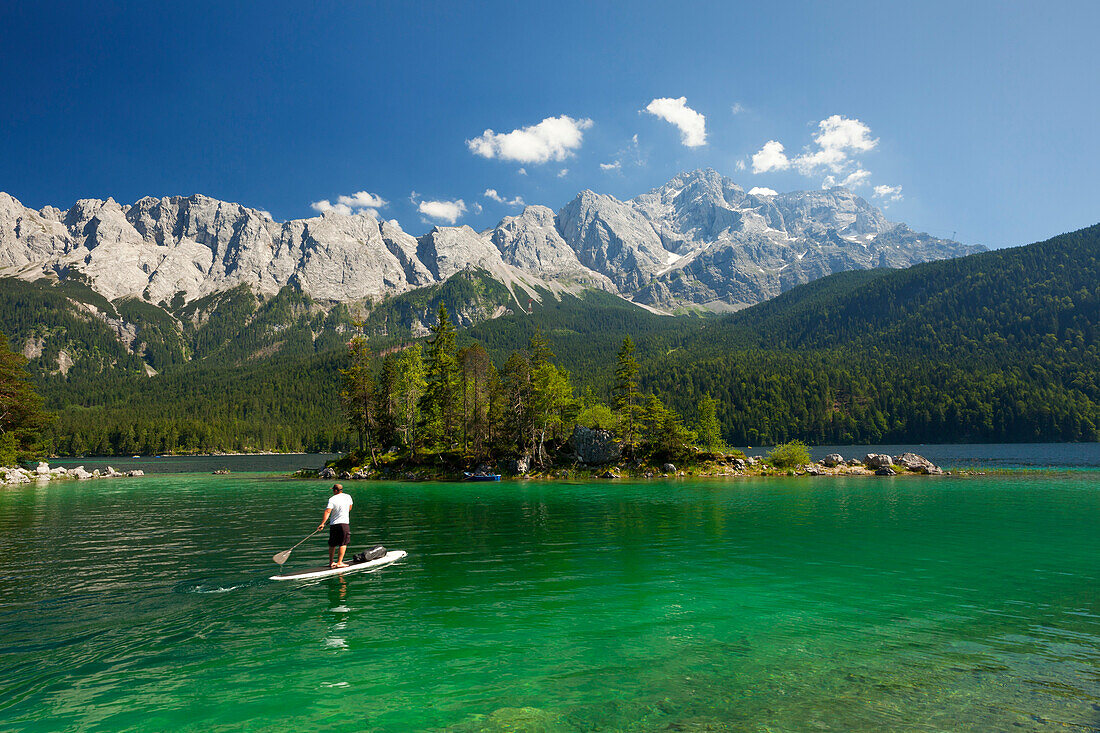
left=318, top=484, right=353, bottom=568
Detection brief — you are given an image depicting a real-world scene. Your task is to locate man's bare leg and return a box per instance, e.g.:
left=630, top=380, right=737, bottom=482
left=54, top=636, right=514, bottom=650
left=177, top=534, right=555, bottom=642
left=335, top=544, right=348, bottom=568
left=329, top=545, right=336, bottom=568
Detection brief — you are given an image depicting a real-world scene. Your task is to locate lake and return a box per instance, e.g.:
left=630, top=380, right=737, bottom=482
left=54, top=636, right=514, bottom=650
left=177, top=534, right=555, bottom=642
left=1, top=465, right=1098, bottom=730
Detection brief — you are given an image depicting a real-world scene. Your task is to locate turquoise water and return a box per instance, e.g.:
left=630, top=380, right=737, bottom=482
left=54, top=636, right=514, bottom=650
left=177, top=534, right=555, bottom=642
left=1, top=473, right=1099, bottom=731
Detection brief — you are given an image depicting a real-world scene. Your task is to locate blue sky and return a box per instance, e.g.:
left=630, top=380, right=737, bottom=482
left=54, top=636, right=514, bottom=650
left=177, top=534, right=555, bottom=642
left=1, top=0, right=1096, bottom=248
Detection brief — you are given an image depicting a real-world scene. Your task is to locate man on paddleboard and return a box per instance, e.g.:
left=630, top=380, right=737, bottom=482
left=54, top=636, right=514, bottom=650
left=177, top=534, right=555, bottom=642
left=317, top=484, right=353, bottom=568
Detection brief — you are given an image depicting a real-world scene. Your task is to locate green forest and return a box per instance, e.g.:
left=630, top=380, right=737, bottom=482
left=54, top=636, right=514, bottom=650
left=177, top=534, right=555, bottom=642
left=0, top=223, right=1096, bottom=457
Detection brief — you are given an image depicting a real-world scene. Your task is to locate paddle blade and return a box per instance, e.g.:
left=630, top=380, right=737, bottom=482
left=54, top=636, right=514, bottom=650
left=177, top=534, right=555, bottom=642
left=273, top=549, right=292, bottom=565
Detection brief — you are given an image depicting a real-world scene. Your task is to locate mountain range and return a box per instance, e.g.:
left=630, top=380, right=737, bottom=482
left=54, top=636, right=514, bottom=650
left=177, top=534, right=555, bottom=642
left=0, top=169, right=980, bottom=315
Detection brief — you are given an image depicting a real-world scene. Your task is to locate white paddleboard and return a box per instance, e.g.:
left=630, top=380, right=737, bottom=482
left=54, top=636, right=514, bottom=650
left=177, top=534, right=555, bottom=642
left=270, top=549, right=407, bottom=581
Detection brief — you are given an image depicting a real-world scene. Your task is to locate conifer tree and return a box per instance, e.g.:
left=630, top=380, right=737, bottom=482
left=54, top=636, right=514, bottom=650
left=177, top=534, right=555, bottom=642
left=340, top=334, right=378, bottom=464
left=459, top=343, right=494, bottom=458
left=695, top=394, right=725, bottom=452
left=613, top=336, right=642, bottom=455
left=0, top=332, right=48, bottom=464
left=394, top=344, right=426, bottom=457
left=421, top=305, right=461, bottom=451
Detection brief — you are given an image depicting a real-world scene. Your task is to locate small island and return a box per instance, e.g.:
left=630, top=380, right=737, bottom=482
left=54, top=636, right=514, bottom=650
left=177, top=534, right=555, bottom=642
left=296, top=306, right=946, bottom=482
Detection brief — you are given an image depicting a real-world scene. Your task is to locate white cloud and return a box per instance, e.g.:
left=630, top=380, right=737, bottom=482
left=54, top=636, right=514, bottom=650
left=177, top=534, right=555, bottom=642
left=467, top=115, right=593, bottom=164
left=558, top=168, right=569, bottom=177
left=418, top=198, right=467, bottom=224
left=311, top=199, right=353, bottom=216
left=644, top=97, right=707, bottom=147
left=873, top=185, right=903, bottom=202
left=748, top=187, right=778, bottom=196
left=311, top=190, right=387, bottom=217
left=824, top=168, right=871, bottom=190
left=484, top=188, right=525, bottom=206
left=337, top=191, right=387, bottom=211
left=258, top=210, right=273, bottom=220
left=731, top=102, right=745, bottom=115
left=600, top=161, right=622, bottom=172
left=841, top=168, right=871, bottom=188
left=752, top=140, right=790, bottom=173
left=735, top=159, right=746, bottom=172
left=517, top=168, right=527, bottom=176
left=794, top=116, right=878, bottom=175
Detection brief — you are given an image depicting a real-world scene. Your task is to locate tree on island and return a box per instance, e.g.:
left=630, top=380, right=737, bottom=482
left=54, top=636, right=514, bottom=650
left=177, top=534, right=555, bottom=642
left=421, top=305, right=461, bottom=451
left=613, top=337, right=642, bottom=455
left=0, top=332, right=49, bottom=464
left=695, top=394, right=725, bottom=453
left=340, top=334, right=378, bottom=464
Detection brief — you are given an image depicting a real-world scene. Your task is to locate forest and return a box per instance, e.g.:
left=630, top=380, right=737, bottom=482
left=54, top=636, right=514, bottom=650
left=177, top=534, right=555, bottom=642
left=0, top=223, right=1096, bottom=456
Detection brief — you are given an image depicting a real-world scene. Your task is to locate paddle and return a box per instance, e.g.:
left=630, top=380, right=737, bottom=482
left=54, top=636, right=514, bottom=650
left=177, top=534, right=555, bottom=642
left=273, top=527, right=323, bottom=565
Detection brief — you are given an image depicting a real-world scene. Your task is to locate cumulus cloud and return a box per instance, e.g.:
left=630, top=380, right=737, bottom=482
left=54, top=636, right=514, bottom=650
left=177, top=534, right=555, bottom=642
left=794, top=116, right=878, bottom=175
left=731, top=102, right=745, bottom=115
left=517, top=168, right=527, bottom=176
left=752, top=140, right=790, bottom=173
left=484, top=188, right=525, bottom=206
left=311, top=190, right=388, bottom=217
left=823, top=168, right=871, bottom=190
left=558, top=168, right=569, bottom=177
left=748, top=187, right=778, bottom=196
left=644, top=97, right=707, bottom=147
left=873, top=185, right=903, bottom=202
left=311, top=200, right=353, bottom=216
left=467, top=115, right=593, bottom=164
left=417, top=198, right=467, bottom=224
left=600, top=161, right=622, bottom=171
left=841, top=168, right=871, bottom=188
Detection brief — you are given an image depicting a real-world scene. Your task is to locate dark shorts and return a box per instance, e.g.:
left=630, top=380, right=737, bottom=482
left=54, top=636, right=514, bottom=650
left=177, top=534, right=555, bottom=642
left=328, top=523, right=350, bottom=547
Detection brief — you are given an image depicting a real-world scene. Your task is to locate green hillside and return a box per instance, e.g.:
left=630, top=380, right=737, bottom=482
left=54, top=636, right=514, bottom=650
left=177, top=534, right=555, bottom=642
left=1, top=224, right=1096, bottom=454
left=641, top=225, right=1100, bottom=443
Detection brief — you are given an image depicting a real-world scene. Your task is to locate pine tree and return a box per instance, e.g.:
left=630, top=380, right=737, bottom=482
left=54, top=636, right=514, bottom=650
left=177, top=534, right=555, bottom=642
left=421, top=305, right=461, bottom=451
left=695, top=394, right=725, bottom=452
left=394, top=344, right=426, bottom=457
left=0, top=332, right=48, bottom=464
left=459, top=343, right=494, bottom=458
left=340, top=335, right=378, bottom=464
left=613, top=336, right=642, bottom=455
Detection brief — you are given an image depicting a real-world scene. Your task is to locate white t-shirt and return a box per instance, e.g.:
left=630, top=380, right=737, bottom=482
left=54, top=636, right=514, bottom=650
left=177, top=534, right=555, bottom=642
left=326, top=493, right=353, bottom=525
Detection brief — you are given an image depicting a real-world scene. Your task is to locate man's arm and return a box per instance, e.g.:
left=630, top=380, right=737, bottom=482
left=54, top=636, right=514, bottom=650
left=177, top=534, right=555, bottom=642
left=317, top=508, right=331, bottom=531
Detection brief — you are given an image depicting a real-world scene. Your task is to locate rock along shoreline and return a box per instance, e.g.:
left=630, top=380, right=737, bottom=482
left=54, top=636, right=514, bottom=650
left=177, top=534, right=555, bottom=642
left=1, top=462, right=144, bottom=485
left=299, top=450, right=949, bottom=482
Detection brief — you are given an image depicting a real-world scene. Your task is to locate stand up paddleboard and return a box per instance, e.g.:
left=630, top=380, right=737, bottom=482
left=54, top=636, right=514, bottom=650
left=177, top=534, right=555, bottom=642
left=270, top=549, right=407, bottom=581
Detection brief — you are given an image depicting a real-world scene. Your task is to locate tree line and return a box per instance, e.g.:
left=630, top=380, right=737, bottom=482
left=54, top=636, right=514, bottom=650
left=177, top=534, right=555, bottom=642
left=339, top=305, right=722, bottom=467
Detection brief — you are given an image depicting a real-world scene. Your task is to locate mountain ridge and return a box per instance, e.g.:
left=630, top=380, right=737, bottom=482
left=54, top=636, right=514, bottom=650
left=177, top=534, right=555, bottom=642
left=0, top=169, right=981, bottom=313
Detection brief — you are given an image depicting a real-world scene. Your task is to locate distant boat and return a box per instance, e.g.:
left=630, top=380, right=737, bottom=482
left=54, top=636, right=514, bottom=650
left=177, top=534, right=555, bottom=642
left=132, top=455, right=141, bottom=458
left=463, top=472, right=501, bottom=482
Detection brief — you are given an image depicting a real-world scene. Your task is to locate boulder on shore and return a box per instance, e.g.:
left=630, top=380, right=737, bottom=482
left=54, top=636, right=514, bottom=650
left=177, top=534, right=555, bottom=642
left=571, top=426, right=622, bottom=465
left=864, top=453, right=894, bottom=469
left=505, top=456, right=530, bottom=475
left=875, top=467, right=897, bottom=476
left=822, top=454, right=844, bottom=467
left=318, top=467, right=337, bottom=479
left=36, top=461, right=50, bottom=475
left=127, top=469, right=144, bottom=477
left=893, top=452, right=943, bottom=474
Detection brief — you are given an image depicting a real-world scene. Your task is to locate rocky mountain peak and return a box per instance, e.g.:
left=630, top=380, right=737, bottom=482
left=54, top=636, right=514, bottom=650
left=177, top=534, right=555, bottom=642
left=0, top=172, right=982, bottom=313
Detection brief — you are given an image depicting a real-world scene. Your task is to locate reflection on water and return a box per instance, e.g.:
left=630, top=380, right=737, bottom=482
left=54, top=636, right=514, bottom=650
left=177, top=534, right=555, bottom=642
left=0, top=473, right=1097, bottom=731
